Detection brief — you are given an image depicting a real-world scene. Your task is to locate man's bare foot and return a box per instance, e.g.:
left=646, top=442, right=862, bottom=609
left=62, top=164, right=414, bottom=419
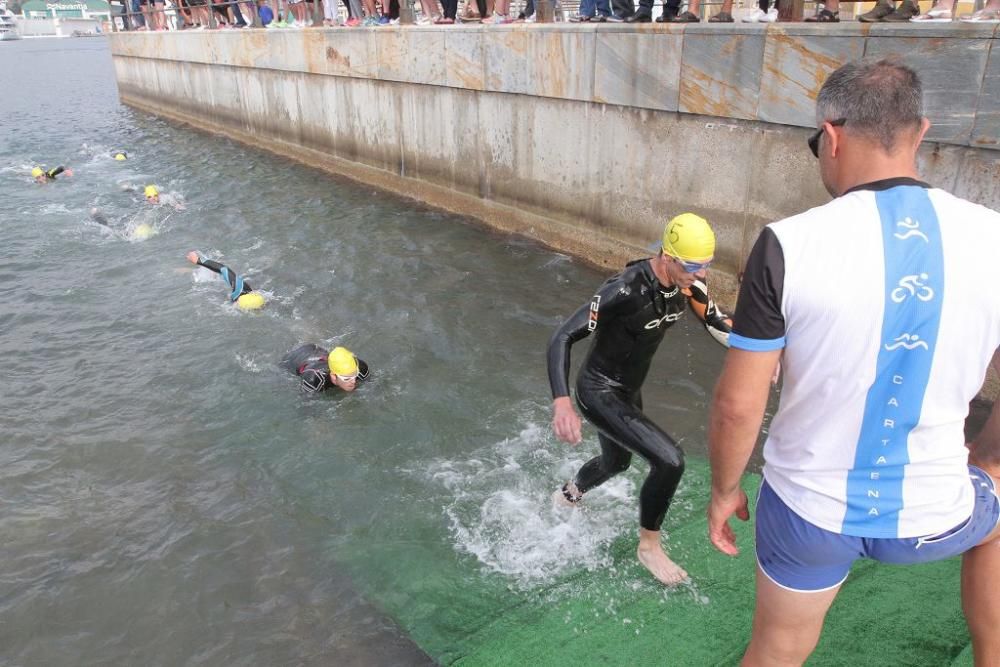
left=551, top=481, right=582, bottom=508
left=637, top=528, right=688, bottom=585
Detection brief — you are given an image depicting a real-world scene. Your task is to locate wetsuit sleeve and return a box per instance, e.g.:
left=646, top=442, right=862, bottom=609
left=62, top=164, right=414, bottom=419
left=731, top=227, right=786, bottom=351
left=196, top=258, right=253, bottom=299
left=356, top=358, right=370, bottom=380
left=547, top=276, right=632, bottom=399
left=300, top=369, right=329, bottom=393
left=685, top=279, right=733, bottom=348
left=46, top=166, right=65, bottom=180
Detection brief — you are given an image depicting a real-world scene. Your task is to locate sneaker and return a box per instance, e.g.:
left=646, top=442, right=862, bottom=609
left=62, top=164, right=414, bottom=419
left=568, top=12, right=591, bottom=20
left=378, top=14, right=390, bottom=23
left=762, top=6, right=777, bottom=20
left=606, top=12, right=624, bottom=20
left=804, top=7, right=838, bottom=20
left=623, top=9, right=651, bottom=20
left=858, top=0, right=894, bottom=21
left=742, top=7, right=765, bottom=20
left=655, top=8, right=676, bottom=20
left=909, top=2, right=952, bottom=21
left=883, top=0, right=919, bottom=19
left=345, top=16, right=360, bottom=25
left=708, top=10, right=733, bottom=20
left=591, top=13, right=608, bottom=21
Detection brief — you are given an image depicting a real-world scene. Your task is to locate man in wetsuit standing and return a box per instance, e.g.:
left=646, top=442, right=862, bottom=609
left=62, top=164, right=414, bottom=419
left=547, top=213, right=731, bottom=585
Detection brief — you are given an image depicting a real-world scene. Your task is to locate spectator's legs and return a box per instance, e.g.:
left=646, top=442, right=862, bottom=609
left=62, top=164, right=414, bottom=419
left=152, top=0, right=165, bottom=28
left=231, top=0, right=248, bottom=24
left=420, top=0, right=441, bottom=19
left=611, top=0, right=633, bottom=18
left=440, top=0, right=457, bottom=18
left=742, top=568, right=841, bottom=667
left=347, top=0, right=363, bottom=17
left=578, top=0, right=595, bottom=17
left=594, top=0, right=609, bottom=15
left=323, top=0, right=336, bottom=22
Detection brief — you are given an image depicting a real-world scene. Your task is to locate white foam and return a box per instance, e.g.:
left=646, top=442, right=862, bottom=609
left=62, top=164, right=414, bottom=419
left=422, top=421, right=638, bottom=587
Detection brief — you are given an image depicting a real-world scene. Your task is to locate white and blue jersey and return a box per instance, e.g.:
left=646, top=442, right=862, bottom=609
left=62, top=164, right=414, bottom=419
left=732, top=177, right=1000, bottom=539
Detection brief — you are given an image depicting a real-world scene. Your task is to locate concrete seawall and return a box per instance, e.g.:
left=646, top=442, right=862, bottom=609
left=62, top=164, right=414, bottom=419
left=108, top=25, right=1000, bottom=397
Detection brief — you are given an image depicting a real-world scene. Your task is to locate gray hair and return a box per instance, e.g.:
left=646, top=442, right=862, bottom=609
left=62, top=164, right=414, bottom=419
left=816, top=59, right=923, bottom=152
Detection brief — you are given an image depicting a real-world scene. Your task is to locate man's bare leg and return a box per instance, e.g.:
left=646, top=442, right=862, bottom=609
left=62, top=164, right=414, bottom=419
left=741, top=566, right=840, bottom=667
left=637, top=527, right=687, bottom=586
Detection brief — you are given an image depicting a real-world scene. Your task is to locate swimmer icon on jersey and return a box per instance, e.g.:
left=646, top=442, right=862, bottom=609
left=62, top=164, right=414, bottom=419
left=282, top=344, right=370, bottom=393
left=186, top=251, right=266, bottom=311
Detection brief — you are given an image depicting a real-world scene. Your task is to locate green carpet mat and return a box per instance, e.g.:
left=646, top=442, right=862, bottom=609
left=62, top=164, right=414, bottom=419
left=333, top=460, right=973, bottom=666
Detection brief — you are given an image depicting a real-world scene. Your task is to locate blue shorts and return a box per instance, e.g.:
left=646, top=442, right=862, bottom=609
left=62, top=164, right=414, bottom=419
left=756, top=466, right=1000, bottom=593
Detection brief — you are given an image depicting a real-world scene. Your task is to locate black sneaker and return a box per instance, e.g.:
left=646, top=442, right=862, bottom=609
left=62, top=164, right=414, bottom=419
left=804, top=7, right=839, bottom=21
left=591, top=13, right=608, bottom=21
left=668, top=10, right=699, bottom=21
left=883, top=0, right=919, bottom=20
left=624, top=9, right=652, bottom=21
left=655, top=8, right=677, bottom=20
left=858, top=0, right=894, bottom=21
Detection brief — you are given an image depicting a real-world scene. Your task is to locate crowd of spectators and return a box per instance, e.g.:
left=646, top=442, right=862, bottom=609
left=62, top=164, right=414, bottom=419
left=115, top=0, right=1000, bottom=28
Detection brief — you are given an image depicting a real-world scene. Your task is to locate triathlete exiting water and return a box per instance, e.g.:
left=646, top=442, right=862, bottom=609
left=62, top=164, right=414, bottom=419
left=186, top=251, right=266, bottom=311
left=282, top=344, right=370, bottom=394
left=32, top=165, right=72, bottom=183
left=547, top=212, right=732, bottom=585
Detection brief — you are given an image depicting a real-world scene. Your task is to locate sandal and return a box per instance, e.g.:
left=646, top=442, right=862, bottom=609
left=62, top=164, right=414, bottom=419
left=708, top=10, right=733, bottom=21
left=804, top=8, right=839, bottom=21
left=959, top=7, right=1000, bottom=21
left=909, top=4, right=952, bottom=21
left=668, top=10, right=699, bottom=21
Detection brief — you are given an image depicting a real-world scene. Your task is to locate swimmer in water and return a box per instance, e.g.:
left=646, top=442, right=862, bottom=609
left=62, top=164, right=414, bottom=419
left=282, top=344, right=370, bottom=393
left=186, top=251, right=266, bottom=310
left=546, top=212, right=732, bottom=586
left=142, top=185, right=185, bottom=210
left=32, top=166, right=72, bottom=183
left=112, top=151, right=128, bottom=161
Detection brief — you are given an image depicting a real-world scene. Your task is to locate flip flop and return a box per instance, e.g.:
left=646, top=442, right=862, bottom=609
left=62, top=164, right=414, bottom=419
left=959, top=7, right=1000, bottom=21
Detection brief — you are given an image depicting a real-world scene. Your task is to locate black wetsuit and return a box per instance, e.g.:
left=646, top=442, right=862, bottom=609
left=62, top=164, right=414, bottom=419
left=282, top=344, right=371, bottom=393
left=195, top=257, right=252, bottom=302
left=547, top=258, right=731, bottom=531
left=42, top=166, right=65, bottom=180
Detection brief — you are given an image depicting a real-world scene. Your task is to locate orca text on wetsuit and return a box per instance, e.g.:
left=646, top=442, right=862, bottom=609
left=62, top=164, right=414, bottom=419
left=548, top=259, right=731, bottom=532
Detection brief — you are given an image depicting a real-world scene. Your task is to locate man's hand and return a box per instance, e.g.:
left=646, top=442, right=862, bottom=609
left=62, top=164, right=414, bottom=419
left=552, top=396, right=582, bottom=445
left=707, top=487, right=750, bottom=556
left=186, top=251, right=200, bottom=265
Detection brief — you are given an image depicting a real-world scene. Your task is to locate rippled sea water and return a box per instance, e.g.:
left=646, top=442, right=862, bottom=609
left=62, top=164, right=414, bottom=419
left=1, top=38, right=732, bottom=665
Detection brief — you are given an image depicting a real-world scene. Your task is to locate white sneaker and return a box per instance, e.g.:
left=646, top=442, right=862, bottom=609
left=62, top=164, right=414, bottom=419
left=741, top=7, right=764, bottom=21
left=763, top=7, right=778, bottom=20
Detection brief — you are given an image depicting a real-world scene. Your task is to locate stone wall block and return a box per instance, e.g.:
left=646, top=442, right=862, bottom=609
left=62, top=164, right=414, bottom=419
left=972, top=36, right=1000, bottom=149
left=594, top=31, right=682, bottom=111
left=864, top=31, right=992, bottom=145
left=679, top=25, right=767, bottom=121
left=483, top=28, right=530, bottom=95
left=445, top=28, right=486, bottom=91
left=376, top=27, right=448, bottom=86
left=759, top=29, right=864, bottom=127
left=529, top=28, right=595, bottom=102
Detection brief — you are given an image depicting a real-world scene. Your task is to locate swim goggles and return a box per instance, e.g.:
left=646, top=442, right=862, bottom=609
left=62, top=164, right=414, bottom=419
left=808, top=118, right=847, bottom=158
left=334, top=373, right=359, bottom=383
left=670, top=255, right=712, bottom=274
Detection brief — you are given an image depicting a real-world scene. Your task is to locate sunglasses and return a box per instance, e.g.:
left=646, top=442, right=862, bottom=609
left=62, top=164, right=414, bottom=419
left=808, top=118, right=847, bottom=158
left=669, top=255, right=712, bottom=274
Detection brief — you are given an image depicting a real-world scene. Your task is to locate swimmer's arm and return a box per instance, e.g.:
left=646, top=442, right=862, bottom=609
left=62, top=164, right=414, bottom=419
left=546, top=279, right=630, bottom=398
left=685, top=279, right=732, bottom=348
left=46, top=166, right=65, bottom=179
left=970, top=348, right=1000, bottom=469
left=707, top=348, right=781, bottom=555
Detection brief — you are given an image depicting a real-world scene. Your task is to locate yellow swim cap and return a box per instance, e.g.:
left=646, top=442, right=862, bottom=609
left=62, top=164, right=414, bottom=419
left=236, top=292, right=266, bottom=311
left=327, top=346, right=359, bottom=376
left=132, top=223, right=155, bottom=240
left=144, top=185, right=159, bottom=198
left=662, top=213, right=716, bottom=263
left=113, top=152, right=127, bottom=161
left=32, top=167, right=43, bottom=178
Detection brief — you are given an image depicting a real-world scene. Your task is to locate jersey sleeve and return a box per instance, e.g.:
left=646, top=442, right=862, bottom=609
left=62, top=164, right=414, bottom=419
left=731, top=227, right=786, bottom=351
left=546, top=275, right=632, bottom=399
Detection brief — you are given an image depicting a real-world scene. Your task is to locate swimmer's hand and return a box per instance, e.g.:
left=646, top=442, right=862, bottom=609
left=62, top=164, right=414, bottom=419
left=552, top=396, right=582, bottom=445
left=65, top=168, right=73, bottom=177
left=707, top=488, right=750, bottom=557
left=186, top=251, right=201, bottom=265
